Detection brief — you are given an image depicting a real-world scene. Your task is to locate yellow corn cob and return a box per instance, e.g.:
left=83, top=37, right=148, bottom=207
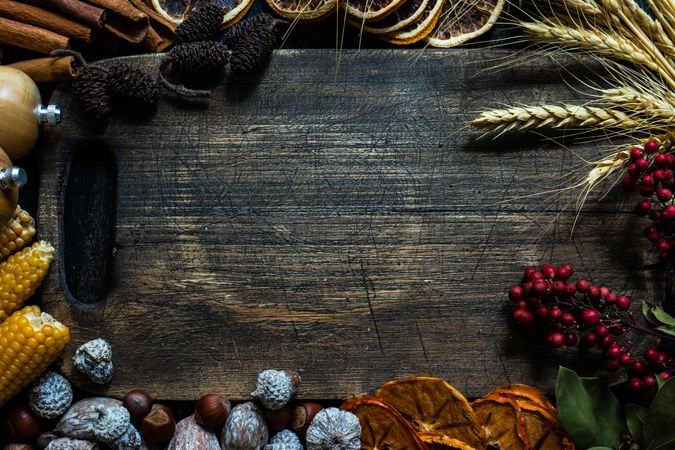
left=0, top=206, right=36, bottom=261
left=0, top=305, right=70, bottom=406
left=0, top=241, right=54, bottom=323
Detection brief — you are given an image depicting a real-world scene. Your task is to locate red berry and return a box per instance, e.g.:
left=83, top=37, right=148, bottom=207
left=600, top=335, right=615, bottom=348
left=541, top=264, right=556, bottom=279
left=623, top=176, right=637, bottom=191
left=551, top=281, right=566, bottom=296
left=561, top=313, right=576, bottom=326
left=555, top=264, right=574, bottom=280
left=523, top=267, right=538, bottom=280
left=581, top=309, right=601, bottom=326
left=599, top=287, right=610, bottom=298
left=645, top=347, right=659, bottom=363
left=605, top=359, right=621, bottom=372
left=528, top=297, right=542, bottom=308
left=576, top=279, right=590, bottom=293
left=514, top=308, right=535, bottom=326
left=509, top=285, right=524, bottom=302
left=565, top=283, right=577, bottom=296
left=639, top=186, right=655, bottom=197
left=564, top=333, right=578, bottom=347
left=631, top=359, right=647, bottom=375
left=630, top=148, right=643, bottom=160
left=644, top=375, right=657, bottom=388
left=645, top=139, right=660, bottom=154
left=654, top=169, right=666, bottom=181
left=636, top=199, right=651, bottom=216
left=620, top=354, right=633, bottom=367
left=660, top=372, right=672, bottom=381
left=616, top=296, right=631, bottom=310
left=656, top=154, right=669, bottom=167
left=628, top=377, right=644, bottom=392
left=658, top=241, right=670, bottom=252
left=605, top=293, right=617, bottom=305
left=648, top=231, right=662, bottom=243
left=581, top=332, right=598, bottom=347
left=516, top=300, right=528, bottom=309
left=547, top=332, right=565, bottom=348
left=549, top=308, right=562, bottom=321
left=596, top=325, right=609, bottom=338
left=637, top=159, right=650, bottom=172
left=609, top=323, right=624, bottom=335
left=662, top=205, right=675, bottom=221
left=536, top=305, right=549, bottom=319
left=587, top=285, right=601, bottom=301
left=532, top=280, right=548, bottom=296
left=531, top=271, right=545, bottom=280
left=641, top=174, right=654, bottom=186
left=607, top=343, right=622, bottom=359
left=665, top=169, right=674, bottom=178
left=658, top=188, right=673, bottom=202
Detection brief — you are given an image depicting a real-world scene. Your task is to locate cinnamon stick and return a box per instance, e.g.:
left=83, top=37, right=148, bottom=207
left=104, top=11, right=149, bottom=44
left=128, top=0, right=176, bottom=32
left=0, top=0, right=93, bottom=43
left=8, top=56, right=76, bottom=83
left=86, top=0, right=146, bottom=22
left=33, top=0, right=105, bottom=29
left=0, top=17, right=70, bottom=53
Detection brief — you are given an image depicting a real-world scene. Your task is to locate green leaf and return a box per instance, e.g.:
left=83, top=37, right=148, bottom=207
left=658, top=376, right=667, bottom=390
left=645, top=378, right=675, bottom=450
left=643, top=303, right=675, bottom=327
left=556, top=366, right=626, bottom=449
left=644, top=302, right=661, bottom=326
left=626, top=403, right=647, bottom=447
left=656, top=326, right=675, bottom=337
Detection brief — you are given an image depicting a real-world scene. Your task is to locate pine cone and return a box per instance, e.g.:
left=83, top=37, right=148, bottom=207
left=106, top=63, right=158, bottom=105
left=72, top=66, right=111, bottom=120
left=168, top=41, right=230, bottom=76
left=230, top=25, right=276, bottom=75
left=221, top=13, right=276, bottom=47
left=175, top=3, right=225, bottom=44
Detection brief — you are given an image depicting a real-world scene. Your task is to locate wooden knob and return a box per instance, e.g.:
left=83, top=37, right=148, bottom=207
left=0, top=147, right=19, bottom=228
left=0, top=67, right=42, bottom=160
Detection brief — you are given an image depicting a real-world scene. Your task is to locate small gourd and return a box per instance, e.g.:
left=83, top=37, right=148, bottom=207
left=0, top=66, right=61, bottom=160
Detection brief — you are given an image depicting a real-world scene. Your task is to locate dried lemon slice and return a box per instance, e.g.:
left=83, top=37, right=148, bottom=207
left=149, top=0, right=254, bottom=27
left=344, top=0, right=407, bottom=22
left=374, top=377, right=486, bottom=449
left=348, top=0, right=429, bottom=34
left=425, top=0, right=504, bottom=48
left=341, top=395, right=427, bottom=449
left=379, top=0, right=443, bottom=44
left=266, top=0, right=336, bottom=21
left=419, top=432, right=481, bottom=450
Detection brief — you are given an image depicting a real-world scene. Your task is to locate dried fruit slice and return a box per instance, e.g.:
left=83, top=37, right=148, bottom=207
left=471, top=397, right=529, bottom=450
left=348, top=0, right=429, bottom=34
left=425, top=0, right=504, bottom=48
left=489, top=384, right=557, bottom=417
left=374, top=377, right=485, bottom=449
left=341, top=395, right=427, bottom=450
left=344, top=0, right=407, bottom=22
left=418, top=432, right=479, bottom=450
left=519, top=405, right=575, bottom=450
left=379, top=0, right=443, bottom=44
left=265, top=0, right=336, bottom=21
left=149, top=0, right=254, bottom=27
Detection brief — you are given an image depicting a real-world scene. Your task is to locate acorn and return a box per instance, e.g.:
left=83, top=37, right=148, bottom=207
left=29, top=372, right=73, bottom=420
left=36, top=431, right=59, bottom=449
left=264, top=429, right=303, bottom=450
left=44, top=438, right=99, bottom=450
left=194, top=394, right=230, bottom=429
left=2, top=403, right=43, bottom=442
left=72, top=338, right=114, bottom=384
left=291, top=402, right=322, bottom=438
left=305, top=408, right=361, bottom=450
left=264, top=405, right=292, bottom=432
left=167, top=415, right=219, bottom=450
left=122, top=389, right=153, bottom=425
left=251, top=369, right=301, bottom=411
left=141, top=404, right=176, bottom=444
left=221, top=402, right=268, bottom=450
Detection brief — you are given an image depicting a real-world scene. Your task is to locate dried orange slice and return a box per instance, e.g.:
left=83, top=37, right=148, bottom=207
left=266, top=0, right=336, bottom=20
left=425, top=0, right=505, bottom=48
left=418, top=432, right=479, bottom=450
left=471, top=396, right=529, bottom=450
left=379, top=0, right=442, bottom=44
left=520, top=405, right=575, bottom=450
left=348, top=0, right=429, bottom=34
left=341, top=395, right=428, bottom=450
left=489, top=385, right=557, bottom=417
left=344, top=0, right=407, bottom=22
left=374, top=377, right=486, bottom=449
left=149, top=0, right=254, bottom=27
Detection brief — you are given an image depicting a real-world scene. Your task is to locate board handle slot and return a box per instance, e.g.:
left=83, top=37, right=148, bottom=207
left=63, top=142, right=117, bottom=305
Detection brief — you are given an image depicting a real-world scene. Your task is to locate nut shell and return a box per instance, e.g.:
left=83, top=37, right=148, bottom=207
left=45, top=438, right=100, bottom=450
left=3, top=404, right=43, bottom=442
left=3, top=444, right=36, bottom=450
left=221, top=402, right=269, bottom=450
left=264, top=430, right=303, bottom=450
left=167, top=415, right=220, bottom=450
left=291, top=403, right=322, bottom=438
left=29, top=372, right=73, bottom=420
left=111, top=424, right=145, bottom=450
left=264, top=406, right=292, bottom=432
left=195, top=394, right=230, bottom=429
left=305, top=408, right=360, bottom=450
left=141, top=404, right=175, bottom=444
left=72, top=339, right=114, bottom=384
left=91, top=405, right=130, bottom=443
left=122, top=390, right=153, bottom=426
left=251, top=370, right=300, bottom=411
left=54, top=397, right=122, bottom=441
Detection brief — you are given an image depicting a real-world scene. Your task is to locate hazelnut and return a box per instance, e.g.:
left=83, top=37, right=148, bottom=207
left=292, top=402, right=322, bottom=438
left=36, top=432, right=59, bottom=450
left=2, top=404, right=43, bottom=442
left=264, top=405, right=292, bottom=432
left=141, top=404, right=175, bottom=444
left=3, top=444, right=36, bottom=450
left=122, top=389, right=153, bottom=425
left=194, top=394, right=230, bottom=429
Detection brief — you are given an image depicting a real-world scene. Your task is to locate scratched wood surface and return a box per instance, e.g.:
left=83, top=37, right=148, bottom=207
left=37, top=49, right=662, bottom=400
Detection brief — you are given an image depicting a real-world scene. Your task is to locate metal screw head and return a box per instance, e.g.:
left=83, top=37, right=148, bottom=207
left=36, top=104, right=62, bottom=126
left=8, top=167, right=27, bottom=188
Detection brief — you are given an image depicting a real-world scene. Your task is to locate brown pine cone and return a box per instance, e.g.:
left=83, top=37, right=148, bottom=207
left=175, top=3, right=225, bottom=44
left=106, top=63, right=158, bottom=105
left=72, top=65, right=111, bottom=120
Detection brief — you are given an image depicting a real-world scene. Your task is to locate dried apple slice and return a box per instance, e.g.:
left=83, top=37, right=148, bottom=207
left=374, top=377, right=486, bottom=449
left=341, top=395, right=428, bottom=450
left=418, top=432, right=480, bottom=450
left=471, top=396, right=529, bottom=450
left=425, top=0, right=504, bottom=48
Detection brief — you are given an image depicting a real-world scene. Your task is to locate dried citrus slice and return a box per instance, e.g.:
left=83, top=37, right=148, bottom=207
left=149, top=0, right=254, bottom=27
left=490, top=384, right=557, bottom=416
left=348, top=0, right=428, bottom=34
left=471, top=396, right=529, bottom=450
left=418, top=432, right=479, bottom=450
left=266, top=0, right=336, bottom=21
left=341, top=395, right=427, bottom=450
left=425, top=0, right=504, bottom=48
left=518, top=402, right=575, bottom=450
left=344, top=0, right=407, bottom=22
left=374, top=377, right=486, bottom=449
left=379, top=0, right=442, bottom=44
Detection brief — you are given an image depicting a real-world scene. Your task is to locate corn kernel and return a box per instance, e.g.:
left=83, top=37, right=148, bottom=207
left=0, top=208, right=35, bottom=263
left=0, top=306, right=69, bottom=406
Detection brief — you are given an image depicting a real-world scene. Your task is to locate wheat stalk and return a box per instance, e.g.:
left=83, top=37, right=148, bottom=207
left=520, top=21, right=660, bottom=73
left=473, top=104, right=639, bottom=131
left=603, top=86, right=675, bottom=126
left=619, top=0, right=675, bottom=59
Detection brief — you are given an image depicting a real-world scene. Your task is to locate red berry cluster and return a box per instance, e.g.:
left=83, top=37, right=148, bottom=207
left=622, top=139, right=675, bottom=261
left=509, top=263, right=673, bottom=395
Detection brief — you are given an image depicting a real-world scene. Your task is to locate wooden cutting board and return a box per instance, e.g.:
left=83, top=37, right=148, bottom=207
left=37, top=49, right=660, bottom=400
